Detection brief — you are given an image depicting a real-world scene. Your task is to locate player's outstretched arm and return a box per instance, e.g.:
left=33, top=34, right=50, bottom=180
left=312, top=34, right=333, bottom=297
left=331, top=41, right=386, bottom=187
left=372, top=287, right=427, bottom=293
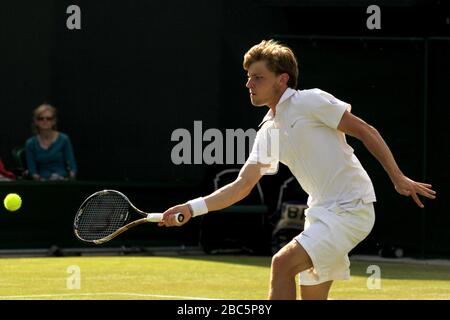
left=160, top=160, right=268, bottom=227
left=337, top=110, right=436, bottom=208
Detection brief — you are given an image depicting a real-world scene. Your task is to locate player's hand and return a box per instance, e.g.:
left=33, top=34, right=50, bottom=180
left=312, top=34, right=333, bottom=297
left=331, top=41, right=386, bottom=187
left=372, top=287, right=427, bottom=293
left=159, top=204, right=192, bottom=227
left=393, top=175, right=436, bottom=208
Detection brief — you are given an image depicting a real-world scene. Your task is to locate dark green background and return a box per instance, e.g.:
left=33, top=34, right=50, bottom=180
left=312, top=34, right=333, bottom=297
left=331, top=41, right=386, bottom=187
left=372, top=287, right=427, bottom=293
left=0, top=1, right=448, bottom=256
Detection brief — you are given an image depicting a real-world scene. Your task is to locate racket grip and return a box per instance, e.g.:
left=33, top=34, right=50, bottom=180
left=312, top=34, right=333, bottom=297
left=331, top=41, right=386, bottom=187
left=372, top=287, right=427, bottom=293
left=147, top=213, right=184, bottom=225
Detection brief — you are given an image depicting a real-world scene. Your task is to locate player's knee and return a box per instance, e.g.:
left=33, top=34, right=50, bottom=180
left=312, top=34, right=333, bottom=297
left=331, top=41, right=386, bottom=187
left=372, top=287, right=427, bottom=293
left=271, top=251, right=296, bottom=276
left=271, top=242, right=313, bottom=276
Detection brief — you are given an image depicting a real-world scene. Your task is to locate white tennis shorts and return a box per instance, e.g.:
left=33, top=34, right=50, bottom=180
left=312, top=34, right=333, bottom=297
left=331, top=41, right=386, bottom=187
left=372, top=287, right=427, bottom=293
left=294, top=200, right=375, bottom=286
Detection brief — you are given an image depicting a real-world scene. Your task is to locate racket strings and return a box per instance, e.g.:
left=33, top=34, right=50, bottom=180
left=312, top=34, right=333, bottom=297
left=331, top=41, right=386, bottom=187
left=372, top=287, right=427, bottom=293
left=76, top=192, right=130, bottom=241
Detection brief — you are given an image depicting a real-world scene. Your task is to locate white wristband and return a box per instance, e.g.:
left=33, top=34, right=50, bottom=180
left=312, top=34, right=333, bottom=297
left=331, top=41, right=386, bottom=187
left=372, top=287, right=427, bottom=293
left=187, top=197, right=208, bottom=217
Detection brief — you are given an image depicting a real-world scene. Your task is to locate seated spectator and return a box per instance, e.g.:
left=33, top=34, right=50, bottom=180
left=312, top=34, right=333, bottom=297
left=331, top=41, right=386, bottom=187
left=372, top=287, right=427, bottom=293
left=25, top=103, right=77, bottom=181
left=0, top=158, right=16, bottom=181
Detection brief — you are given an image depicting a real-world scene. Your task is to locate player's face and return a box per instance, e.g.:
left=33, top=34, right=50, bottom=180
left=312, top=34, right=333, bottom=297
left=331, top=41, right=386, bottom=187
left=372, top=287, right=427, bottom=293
left=246, top=60, right=284, bottom=108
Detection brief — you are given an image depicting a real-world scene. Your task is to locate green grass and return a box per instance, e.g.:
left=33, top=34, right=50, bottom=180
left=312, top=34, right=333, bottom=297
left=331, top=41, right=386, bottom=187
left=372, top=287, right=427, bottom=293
left=0, top=256, right=448, bottom=300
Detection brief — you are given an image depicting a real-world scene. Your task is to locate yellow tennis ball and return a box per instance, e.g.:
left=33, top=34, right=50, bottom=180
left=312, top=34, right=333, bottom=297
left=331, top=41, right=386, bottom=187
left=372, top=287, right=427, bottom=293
left=4, top=193, right=22, bottom=212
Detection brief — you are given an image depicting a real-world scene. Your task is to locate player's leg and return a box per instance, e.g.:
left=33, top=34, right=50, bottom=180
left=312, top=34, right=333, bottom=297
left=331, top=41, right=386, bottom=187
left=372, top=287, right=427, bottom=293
left=269, top=239, right=313, bottom=300
left=300, top=281, right=333, bottom=300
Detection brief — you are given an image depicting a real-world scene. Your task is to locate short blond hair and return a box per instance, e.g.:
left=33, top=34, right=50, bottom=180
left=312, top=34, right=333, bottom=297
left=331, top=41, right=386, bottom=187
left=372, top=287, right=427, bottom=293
left=243, top=40, right=299, bottom=89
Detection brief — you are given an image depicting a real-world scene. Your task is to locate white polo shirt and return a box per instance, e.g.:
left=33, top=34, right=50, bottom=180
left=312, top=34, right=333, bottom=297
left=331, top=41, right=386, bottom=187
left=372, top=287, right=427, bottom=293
left=248, top=88, right=376, bottom=208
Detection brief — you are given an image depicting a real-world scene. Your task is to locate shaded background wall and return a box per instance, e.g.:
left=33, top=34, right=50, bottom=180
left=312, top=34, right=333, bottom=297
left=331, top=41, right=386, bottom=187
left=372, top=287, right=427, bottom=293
left=0, top=0, right=449, bottom=256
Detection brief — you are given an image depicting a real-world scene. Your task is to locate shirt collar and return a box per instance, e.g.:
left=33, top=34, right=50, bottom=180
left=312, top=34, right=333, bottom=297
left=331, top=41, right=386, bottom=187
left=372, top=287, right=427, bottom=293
left=277, top=87, right=296, bottom=107
left=258, top=88, right=296, bottom=128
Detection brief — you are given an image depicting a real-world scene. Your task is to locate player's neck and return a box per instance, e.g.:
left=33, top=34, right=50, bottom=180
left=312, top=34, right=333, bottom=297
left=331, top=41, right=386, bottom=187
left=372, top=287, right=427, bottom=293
left=268, top=87, right=288, bottom=116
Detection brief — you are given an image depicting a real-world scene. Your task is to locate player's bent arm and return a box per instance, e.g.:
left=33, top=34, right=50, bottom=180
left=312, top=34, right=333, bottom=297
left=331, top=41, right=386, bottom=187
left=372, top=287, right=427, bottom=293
left=203, top=160, right=267, bottom=212
left=160, top=160, right=268, bottom=227
left=337, top=110, right=436, bottom=207
left=337, top=110, right=404, bottom=182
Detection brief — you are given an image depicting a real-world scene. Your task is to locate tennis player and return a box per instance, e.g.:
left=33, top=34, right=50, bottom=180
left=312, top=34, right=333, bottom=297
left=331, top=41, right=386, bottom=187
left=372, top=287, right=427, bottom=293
left=161, top=40, right=436, bottom=300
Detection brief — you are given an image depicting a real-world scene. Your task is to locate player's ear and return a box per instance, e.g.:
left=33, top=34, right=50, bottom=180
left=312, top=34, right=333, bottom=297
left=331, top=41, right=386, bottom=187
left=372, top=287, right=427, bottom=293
left=279, top=73, right=289, bottom=86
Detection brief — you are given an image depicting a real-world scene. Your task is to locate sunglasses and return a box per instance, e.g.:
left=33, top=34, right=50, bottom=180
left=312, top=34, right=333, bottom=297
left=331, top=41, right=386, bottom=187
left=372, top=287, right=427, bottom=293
left=37, top=116, right=54, bottom=121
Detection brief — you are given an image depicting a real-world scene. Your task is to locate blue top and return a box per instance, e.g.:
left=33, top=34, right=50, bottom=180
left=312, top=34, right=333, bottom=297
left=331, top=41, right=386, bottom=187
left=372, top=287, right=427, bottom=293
left=25, top=132, right=78, bottom=179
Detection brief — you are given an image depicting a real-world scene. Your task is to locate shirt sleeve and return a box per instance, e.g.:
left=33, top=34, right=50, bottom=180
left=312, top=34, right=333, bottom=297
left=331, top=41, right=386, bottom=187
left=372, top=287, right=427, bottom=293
left=308, top=89, right=351, bottom=129
left=247, top=123, right=279, bottom=175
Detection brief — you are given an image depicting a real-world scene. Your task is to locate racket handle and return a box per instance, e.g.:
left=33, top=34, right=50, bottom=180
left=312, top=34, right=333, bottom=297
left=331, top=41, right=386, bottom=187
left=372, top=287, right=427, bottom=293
left=147, top=213, right=184, bottom=225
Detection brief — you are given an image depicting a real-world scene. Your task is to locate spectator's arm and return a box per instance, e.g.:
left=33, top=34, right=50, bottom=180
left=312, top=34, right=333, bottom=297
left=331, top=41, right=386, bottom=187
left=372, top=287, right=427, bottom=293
left=25, top=141, right=39, bottom=179
left=63, top=135, right=77, bottom=176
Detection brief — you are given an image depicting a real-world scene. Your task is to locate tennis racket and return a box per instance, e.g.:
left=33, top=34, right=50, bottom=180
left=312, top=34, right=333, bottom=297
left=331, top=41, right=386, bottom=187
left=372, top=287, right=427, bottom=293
left=73, top=189, right=184, bottom=244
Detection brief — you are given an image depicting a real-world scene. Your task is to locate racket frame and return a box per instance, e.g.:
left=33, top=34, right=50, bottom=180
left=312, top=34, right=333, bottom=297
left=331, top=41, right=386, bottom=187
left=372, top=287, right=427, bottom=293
left=74, top=189, right=183, bottom=244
